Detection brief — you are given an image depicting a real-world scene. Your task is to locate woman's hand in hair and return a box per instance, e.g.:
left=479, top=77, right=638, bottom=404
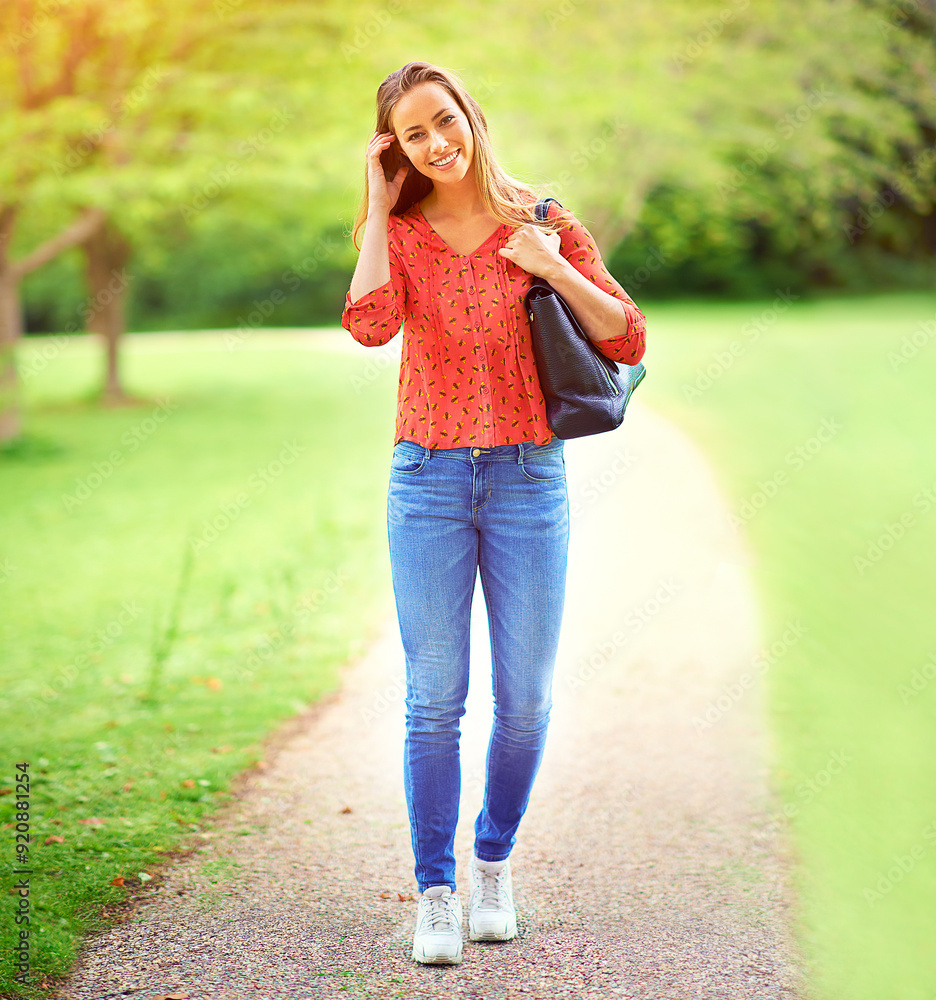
left=498, top=225, right=563, bottom=279
left=366, top=131, right=408, bottom=217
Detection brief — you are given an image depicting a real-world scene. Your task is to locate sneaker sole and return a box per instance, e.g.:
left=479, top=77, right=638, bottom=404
left=412, top=944, right=464, bottom=964
left=468, top=917, right=517, bottom=941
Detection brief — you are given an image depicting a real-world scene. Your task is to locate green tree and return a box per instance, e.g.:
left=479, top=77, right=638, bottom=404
left=0, top=0, right=360, bottom=442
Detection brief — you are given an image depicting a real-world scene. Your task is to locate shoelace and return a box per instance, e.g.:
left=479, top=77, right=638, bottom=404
left=423, top=893, right=459, bottom=932
left=473, top=868, right=509, bottom=910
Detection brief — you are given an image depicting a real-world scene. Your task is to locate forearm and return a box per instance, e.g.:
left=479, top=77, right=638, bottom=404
left=349, top=209, right=392, bottom=303
left=540, top=256, right=631, bottom=344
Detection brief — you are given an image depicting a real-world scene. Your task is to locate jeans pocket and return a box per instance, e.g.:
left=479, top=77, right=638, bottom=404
left=519, top=443, right=565, bottom=483
left=390, top=442, right=428, bottom=476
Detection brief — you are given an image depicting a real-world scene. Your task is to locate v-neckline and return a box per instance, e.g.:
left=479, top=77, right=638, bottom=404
left=415, top=203, right=506, bottom=258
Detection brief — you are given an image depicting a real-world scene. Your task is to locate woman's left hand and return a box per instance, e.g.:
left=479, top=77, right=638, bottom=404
left=498, top=225, right=564, bottom=279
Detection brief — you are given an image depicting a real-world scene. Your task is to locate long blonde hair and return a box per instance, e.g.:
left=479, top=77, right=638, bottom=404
left=351, top=62, right=563, bottom=250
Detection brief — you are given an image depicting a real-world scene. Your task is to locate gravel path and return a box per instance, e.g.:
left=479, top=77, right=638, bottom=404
left=55, top=343, right=812, bottom=999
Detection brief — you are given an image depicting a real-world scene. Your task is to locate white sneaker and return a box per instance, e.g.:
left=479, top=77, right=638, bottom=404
left=412, top=885, right=463, bottom=964
left=468, top=855, right=517, bottom=941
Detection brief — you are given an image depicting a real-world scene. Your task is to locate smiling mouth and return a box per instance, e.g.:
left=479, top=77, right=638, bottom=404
left=429, top=150, right=459, bottom=168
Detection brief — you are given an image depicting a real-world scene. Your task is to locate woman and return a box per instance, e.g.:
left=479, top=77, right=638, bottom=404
left=342, top=61, right=646, bottom=965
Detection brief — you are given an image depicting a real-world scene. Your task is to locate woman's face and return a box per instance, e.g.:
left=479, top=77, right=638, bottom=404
left=390, top=81, right=475, bottom=187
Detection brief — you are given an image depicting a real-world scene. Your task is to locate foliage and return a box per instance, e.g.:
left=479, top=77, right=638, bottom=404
left=4, top=0, right=934, bottom=335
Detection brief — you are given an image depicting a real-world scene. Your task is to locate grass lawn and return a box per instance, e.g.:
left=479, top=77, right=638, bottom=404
left=2, top=291, right=934, bottom=999
left=0, top=332, right=399, bottom=996
left=636, top=290, right=936, bottom=1000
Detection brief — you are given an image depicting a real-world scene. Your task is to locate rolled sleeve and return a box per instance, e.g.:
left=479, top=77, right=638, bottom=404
left=340, top=241, right=406, bottom=347
left=551, top=203, right=647, bottom=366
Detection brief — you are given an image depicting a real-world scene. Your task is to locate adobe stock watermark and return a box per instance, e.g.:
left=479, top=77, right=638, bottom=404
left=718, top=85, right=835, bottom=201
left=691, top=620, right=807, bottom=733
left=566, top=578, right=683, bottom=690
left=341, top=0, right=405, bottom=61
left=551, top=118, right=630, bottom=192
left=348, top=339, right=401, bottom=394
left=728, top=417, right=842, bottom=529
left=51, top=68, right=168, bottom=177
left=234, top=567, right=348, bottom=682
left=568, top=448, right=638, bottom=519
left=844, top=143, right=936, bottom=244
left=545, top=0, right=586, bottom=29
left=727, top=417, right=841, bottom=527
left=682, top=288, right=799, bottom=401
left=756, top=749, right=855, bottom=842
left=61, top=398, right=178, bottom=511
left=671, top=0, right=750, bottom=70
left=6, top=0, right=68, bottom=50
left=862, top=819, right=936, bottom=907
left=361, top=669, right=406, bottom=725
left=22, top=601, right=144, bottom=713
left=786, top=749, right=853, bottom=816
left=22, top=268, right=135, bottom=382
left=888, top=310, right=936, bottom=372
left=616, top=246, right=670, bottom=293
left=853, top=476, right=936, bottom=576
left=897, top=652, right=936, bottom=706
left=875, top=0, right=927, bottom=36
left=190, top=440, right=306, bottom=553
left=224, top=236, right=340, bottom=350
left=178, top=107, right=295, bottom=222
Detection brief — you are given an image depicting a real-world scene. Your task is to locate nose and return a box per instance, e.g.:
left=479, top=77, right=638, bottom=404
left=428, top=130, right=447, bottom=154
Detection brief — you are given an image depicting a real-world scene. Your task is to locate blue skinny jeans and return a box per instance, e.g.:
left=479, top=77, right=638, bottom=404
left=386, top=435, right=570, bottom=892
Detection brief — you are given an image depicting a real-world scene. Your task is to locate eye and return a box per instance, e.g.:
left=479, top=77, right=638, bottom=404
left=440, top=115, right=455, bottom=126
left=407, top=131, right=423, bottom=142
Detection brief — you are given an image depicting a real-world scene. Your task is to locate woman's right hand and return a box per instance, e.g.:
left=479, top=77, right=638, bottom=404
left=367, top=131, right=408, bottom=216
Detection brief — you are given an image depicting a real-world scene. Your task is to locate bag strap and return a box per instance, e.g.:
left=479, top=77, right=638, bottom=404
left=534, top=196, right=563, bottom=223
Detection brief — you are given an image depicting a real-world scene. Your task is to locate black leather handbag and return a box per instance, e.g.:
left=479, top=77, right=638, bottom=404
left=523, top=197, right=646, bottom=440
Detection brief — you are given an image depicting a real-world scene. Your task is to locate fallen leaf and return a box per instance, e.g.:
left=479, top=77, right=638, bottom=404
left=110, top=876, right=125, bottom=887
left=397, top=892, right=414, bottom=901
left=122, top=782, right=135, bottom=792
left=138, top=872, right=153, bottom=882
left=0, top=787, right=13, bottom=796
left=206, top=677, right=223, bottom=690
left=340, top=806, right=352, bottom=814
left=378, top=891, right=391, bottom=899
left=166, top=993, right=190, bottom=999
left=211, top=745, right=234, bottom=754
left=78, top=817, right=106, bottom=826
left=44, top=835, right=66, bottom=845
left=164, top=722, right=175, bottom=732
left=253, top=760, right=268, bottom=770
left=181, top=779, right=196, bottom=788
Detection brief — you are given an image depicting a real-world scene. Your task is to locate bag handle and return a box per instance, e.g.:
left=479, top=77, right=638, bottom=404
left=534, top=196, right=563, bottom=223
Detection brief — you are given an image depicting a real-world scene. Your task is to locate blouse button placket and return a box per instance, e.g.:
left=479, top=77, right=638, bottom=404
left=467, top=251, right=495, bottom=447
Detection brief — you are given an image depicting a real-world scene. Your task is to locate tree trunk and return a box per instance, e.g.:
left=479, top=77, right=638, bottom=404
left=82, top=219, right=132, bottom=404
left=0, top=204, right=108, bottom=443
left=0, top=206, right=24, bottom=444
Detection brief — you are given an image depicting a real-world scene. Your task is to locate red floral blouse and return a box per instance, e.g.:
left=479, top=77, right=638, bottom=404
left=341, top=198, right=647, bottom=449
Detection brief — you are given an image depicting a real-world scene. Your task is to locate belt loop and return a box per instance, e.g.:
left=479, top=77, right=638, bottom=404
left=518, top=440, right=525, bottom=463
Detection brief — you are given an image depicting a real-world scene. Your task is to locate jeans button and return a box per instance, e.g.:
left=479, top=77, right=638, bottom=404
left=472, top=448, right=481, bottom=457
